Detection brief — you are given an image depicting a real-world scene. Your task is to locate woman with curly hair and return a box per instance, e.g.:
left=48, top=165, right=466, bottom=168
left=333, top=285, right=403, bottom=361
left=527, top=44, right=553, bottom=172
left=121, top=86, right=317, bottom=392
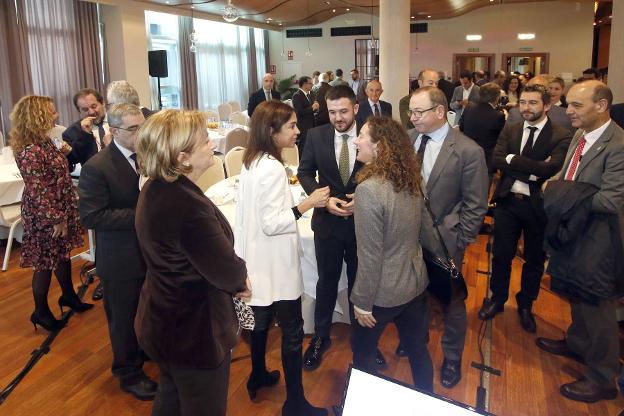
left=503, top=75, right=523, bottom=108
left=350, top=116, right=433, bottom=392
left=9, top=95, right=92, bottom=332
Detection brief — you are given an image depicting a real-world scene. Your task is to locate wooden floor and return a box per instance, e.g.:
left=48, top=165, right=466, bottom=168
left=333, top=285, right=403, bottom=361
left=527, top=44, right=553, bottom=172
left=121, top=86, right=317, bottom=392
left=0, top=233, right=623, bottom=416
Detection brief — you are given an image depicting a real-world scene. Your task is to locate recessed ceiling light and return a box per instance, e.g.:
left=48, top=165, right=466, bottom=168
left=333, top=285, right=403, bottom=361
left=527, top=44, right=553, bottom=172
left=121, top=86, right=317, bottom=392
left=332, top=9, right=336, bottom=13
left=324, top=1, right=330, bottom=4
left=427, top=15, right=431, bottom=18
left=466, top=34, right=482, bottom=41
left=266, top=17, right=273, bottom=21
left=411, top=16, right=415, bottom=19
left=346, top=8, right=350, bottom=11
left=278, top=22, right=283, bottom=26
left=517, top=33, right=535, bottom=40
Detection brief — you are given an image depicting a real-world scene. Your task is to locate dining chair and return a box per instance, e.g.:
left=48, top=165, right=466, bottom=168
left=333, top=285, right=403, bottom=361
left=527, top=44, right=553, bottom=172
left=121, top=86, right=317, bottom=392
left=0, top=203, right=21, bottom=271
left=281, top=146, right=299, bottom=166
left=224, top=128, right=250, bottom=154
left=218, top=103, right=233, bottom=121
left=227, top=101, right=241, bottom=113
left=224, top=146, right=246, bottom=177
left=229, top=111, right=249, bottom=127
left=196, top=157, right=226, bottom=193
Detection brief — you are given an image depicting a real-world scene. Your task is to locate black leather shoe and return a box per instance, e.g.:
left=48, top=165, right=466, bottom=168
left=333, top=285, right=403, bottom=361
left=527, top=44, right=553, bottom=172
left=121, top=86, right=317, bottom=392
left=303, top=337, right=331, bottom=371
left=120, top=375, right=158, bottom=401
left=535, top=338, right=585, bottom=364
left=375, top=349, right=386, bottom=366
left=518, top=308, right=536, bottom=333
left=92, top=281, right=104, bottom=301
left=478, top=298, right=504, bottom=320
left=440, top=359, right=461, bottom=389
left=560, top=378, right=618, bottom=403
left=395, top=344, right=407, bottom=358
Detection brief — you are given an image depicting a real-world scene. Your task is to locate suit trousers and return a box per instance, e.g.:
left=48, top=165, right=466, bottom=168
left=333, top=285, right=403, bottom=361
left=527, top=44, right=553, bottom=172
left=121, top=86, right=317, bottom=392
left=440, top=294, right=468, bottom=362
left=151, top=352, right=231, bottom=416
left=252, top=297, right=304, bottom=354
left=490, top=196, right=546, bottom=309
left=351, top=292, right=433, bottom=392
left=566, top=299, right=619, bottom=387
left=313, top=230, right=358, bottom=338
left=102, top=275, right=145, bottom=380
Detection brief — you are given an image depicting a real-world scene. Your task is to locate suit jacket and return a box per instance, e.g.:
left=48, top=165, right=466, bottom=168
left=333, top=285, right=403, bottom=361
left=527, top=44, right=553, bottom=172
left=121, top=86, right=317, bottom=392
left=450, top=84, right=480, bottom=124
left=298, top=123, right=363, bottom=239
left=356, top=100, right=392, bottom=126
left=506, top=104, right=574, bottom=134
left=555, top=121, right=624, bottom=249
left=399, top=94, right=413, bottom=130
left=349, top=79, right=367, bottom=104
left=492, top=118, right=572, bottom=221
left=611, top=103, right=624, bottom=130
left=314, top=82, right=332, bottom=126
left=134, top=175, right=247, bottom=368
left=438, top=79, right=455, bottom=107
left=408, top=127, right=488, bottom=263
left=330, top=77, right=349, bottom=87
left=62, top=120, right=100, bottom=169
left=247, top=88, right=282, bottom=117
left=459, top=102, right=505, bottom=170
left=78, top=142, right=144, bottom=281
left=292, top=89, right=315, bottom=150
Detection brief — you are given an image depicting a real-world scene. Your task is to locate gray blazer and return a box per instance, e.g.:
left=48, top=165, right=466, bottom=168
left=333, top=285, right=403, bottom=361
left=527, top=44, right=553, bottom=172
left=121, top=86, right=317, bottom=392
left=408, top=126, right=489, bottom=264
left=556, top=121, right=624, bottom=246
left=450, top=84, right=480, bottom=124
left=507, top=104, right=574, bottom=134
left=351, top=177, right=428, bottom=311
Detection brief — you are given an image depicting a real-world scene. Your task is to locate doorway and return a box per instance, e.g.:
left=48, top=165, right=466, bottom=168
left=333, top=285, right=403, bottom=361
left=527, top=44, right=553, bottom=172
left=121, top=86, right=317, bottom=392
left=452, top=54, right=495, bottom=81
left=502, top=53, right=550, bottom=76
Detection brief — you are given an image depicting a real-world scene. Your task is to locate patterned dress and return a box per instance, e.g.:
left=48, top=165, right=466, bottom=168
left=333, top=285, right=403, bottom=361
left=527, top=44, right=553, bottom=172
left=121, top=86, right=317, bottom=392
left=15, top=139, right=84, bottom=271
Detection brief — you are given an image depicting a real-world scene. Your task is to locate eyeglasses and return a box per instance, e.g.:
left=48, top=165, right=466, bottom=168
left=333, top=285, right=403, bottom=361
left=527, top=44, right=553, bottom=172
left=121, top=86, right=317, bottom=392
left=407, top=106, right=438, bottom=118
left=111, top=125, right=141, bottom=132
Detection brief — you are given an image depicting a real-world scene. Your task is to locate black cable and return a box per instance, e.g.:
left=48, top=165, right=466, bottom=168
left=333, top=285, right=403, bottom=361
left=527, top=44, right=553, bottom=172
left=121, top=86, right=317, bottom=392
left=0, top=262, right=95, bottom=405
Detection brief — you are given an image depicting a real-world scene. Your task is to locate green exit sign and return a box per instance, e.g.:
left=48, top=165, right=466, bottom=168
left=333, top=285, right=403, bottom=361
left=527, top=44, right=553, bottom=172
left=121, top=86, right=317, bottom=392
left=519, top=47, right=533, bottom=52
left=467, top=48, right=480, bottom=52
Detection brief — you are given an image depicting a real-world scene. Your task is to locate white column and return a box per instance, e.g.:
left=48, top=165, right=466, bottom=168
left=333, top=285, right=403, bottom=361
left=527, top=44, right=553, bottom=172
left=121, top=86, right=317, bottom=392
left=608, top=0, right=624, bottom=103
left=379, top=0, right=410, bottom=121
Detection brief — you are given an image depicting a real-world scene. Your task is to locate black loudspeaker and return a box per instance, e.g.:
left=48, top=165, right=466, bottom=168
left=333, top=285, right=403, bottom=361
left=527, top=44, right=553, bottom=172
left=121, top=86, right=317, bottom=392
left=148, top=50, right=168, bottom=78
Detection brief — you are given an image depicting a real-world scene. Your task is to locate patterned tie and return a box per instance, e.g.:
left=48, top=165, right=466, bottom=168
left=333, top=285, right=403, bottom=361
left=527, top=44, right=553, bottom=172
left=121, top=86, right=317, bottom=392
left=565, top=136, right=587, bottom=181
left=417, top=135, right=431, bottom=163
left=265, top=90, right=271, bottom=101
left=96, top=123, right=106, bottom=149
left=339, top=134, right=350, bottom=185
left=374, top=103, right=380, bottom=117
left=130, top=153, right=139, bottom=175
left=521, top=126, right=538, bottom=156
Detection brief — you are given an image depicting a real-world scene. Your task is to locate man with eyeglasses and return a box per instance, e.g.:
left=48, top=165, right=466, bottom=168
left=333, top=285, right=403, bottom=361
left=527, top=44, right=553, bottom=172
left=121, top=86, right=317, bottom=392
left=78, top=103, right=158, bottom=402
left=406, top=86, right=488, bottom=389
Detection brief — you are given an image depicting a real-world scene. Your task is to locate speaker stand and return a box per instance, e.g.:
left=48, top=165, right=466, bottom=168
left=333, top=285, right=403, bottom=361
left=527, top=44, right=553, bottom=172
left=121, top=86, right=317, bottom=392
left=157, top=77, right=163, bottom=110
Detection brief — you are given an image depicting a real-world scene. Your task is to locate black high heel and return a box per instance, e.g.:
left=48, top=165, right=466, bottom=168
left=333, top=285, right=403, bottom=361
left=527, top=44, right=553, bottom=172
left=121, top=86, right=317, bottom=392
left=247, top=370, right=281, bottom=400
left=30, top=312, right=64, bottom=332
left=58, top=295, right=94, bottom=314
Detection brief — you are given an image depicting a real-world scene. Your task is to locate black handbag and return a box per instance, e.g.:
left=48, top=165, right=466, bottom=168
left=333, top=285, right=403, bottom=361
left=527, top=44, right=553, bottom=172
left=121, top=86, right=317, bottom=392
left=420, top=185, right=468, bottom=305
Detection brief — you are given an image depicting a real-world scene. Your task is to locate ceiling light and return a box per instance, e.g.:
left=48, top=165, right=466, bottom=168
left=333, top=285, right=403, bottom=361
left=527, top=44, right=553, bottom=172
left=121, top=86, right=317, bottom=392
left=278, top=22, right=283, bottom=26
left=517, top=33, right=535, bottom=40
left=427, top=15, right=431, bottom=18
left=466, top=34, right=482, bottom=41
left=346, top=8, right=350, bottom=11
left=324, top=1, right=330, bottom=4
left=222, top=0, right=240, bottom=23
left=411, top=16, right=415, bottom=19
left=332, top=9, right=336, bottom=12
left=266, top=17, right=273, bottom=20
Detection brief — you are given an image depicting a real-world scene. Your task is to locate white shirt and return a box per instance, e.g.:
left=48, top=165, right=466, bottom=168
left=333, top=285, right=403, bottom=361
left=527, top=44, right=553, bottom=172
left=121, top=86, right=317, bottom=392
left=263, top=89, right=272, bottom=100
left=413, top=123, right=450, bottom=184
left=113, top=138, right=137, bottom=173
left=564, top=119, right=611, bottom=180
left=334, top=123, right=357, bottom=176
left=507, top=117, right=548, bottom=196
left=462, top=84, right=474, bottom=101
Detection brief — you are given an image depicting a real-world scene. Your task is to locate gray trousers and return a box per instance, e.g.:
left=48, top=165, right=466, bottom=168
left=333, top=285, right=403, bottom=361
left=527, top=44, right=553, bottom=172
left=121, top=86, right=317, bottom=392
left=441, top=295, right=467, bottom=362
left=566, top=299, right=619, bottom=387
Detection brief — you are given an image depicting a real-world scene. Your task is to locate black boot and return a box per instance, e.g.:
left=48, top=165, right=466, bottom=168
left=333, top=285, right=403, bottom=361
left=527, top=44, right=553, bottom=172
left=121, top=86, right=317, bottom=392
left=247, top=330, right=281, bottom=400
left=282, top=350, right=327, bottom=416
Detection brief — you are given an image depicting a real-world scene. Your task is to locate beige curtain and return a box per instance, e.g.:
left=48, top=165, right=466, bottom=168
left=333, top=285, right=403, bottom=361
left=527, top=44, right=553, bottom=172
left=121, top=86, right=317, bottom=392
left=74, top=0, right=106, bottom=97
left=0, top=0, right=33, bottom=141
left=178, top=15, right=198, bottom=109
left=247, top=28, right=259, bottom=92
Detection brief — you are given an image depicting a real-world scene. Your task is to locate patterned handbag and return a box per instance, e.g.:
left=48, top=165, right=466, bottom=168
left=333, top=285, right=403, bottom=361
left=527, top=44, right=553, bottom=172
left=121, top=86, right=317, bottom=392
left=233, top=297, right=255, bottom=331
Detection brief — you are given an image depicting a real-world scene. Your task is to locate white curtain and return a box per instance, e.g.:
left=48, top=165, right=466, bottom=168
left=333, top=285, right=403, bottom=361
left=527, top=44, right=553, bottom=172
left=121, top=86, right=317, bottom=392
left=23, top=0, right=83, bottom=127
left=195, top=19, right=252, bottom=112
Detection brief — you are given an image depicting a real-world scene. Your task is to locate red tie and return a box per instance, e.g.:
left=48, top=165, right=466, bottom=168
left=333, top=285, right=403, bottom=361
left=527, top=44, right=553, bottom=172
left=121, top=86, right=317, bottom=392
left=565, top=136, right=586, bottom=181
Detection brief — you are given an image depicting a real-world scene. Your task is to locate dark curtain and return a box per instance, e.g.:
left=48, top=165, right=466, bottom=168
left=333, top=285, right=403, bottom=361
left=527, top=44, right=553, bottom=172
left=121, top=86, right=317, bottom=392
left=74, top=0, right=107, bottom=96
left=247, top=27, right=259, bottom=92
left=178, top=15, right=198, bottom=109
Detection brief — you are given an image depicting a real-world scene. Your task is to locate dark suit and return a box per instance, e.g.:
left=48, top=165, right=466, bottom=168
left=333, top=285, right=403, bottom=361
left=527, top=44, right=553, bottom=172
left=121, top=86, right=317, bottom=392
left=356, top=100, right=392, bottom=126
left=247, top=88, right=281, bottom=117
left=292, top=89, right=315, bottom=154
left=298, top=123, right=363, bottom=338
left=438, top=79, right=455, bottom=107
left=314, top=82, right=332, bottom=126
left=408, top=126, right=488, bottom=361
left=450, top=84, right=480, bottom=124
left=507, top=104, right=574, bottom=134
left=611, top=103, right=624, bottom=129
left=62, top=120, right=102, bottom=170
left=78, top=141, right=146, bottom=381
left=490, top=119, right=571, bottom=309
left=459, top=102, right=505, bottom=172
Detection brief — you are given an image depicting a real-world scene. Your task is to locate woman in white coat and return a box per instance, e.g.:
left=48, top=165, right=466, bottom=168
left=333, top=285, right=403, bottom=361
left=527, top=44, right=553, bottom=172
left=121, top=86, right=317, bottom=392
left=234, top=100, right=329, bottom=416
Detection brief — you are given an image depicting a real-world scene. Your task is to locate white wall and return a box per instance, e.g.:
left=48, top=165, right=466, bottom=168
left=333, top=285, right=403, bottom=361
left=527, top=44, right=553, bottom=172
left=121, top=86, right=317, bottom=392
left=268, top=1, right=594, bottom=82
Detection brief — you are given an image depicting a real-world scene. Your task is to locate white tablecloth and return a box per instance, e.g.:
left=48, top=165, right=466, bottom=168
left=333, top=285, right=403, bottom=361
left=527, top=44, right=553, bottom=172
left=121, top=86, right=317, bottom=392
left=206, top=175, right=350, bottom=333
left=0, top=152, right=24, bottom=206
left=208, top=124, right=249, bottom=154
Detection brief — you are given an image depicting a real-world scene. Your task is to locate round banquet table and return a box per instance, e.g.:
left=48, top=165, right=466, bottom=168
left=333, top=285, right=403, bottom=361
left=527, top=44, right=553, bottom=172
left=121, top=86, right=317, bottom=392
left=206, top=174, right=351, bottom=334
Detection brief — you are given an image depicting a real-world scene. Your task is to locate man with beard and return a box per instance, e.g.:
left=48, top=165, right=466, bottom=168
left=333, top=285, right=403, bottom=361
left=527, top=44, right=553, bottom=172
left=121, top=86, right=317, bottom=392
left=298, top=85, right=385, bottom=370
left=479, top=85, right=571, bottom=332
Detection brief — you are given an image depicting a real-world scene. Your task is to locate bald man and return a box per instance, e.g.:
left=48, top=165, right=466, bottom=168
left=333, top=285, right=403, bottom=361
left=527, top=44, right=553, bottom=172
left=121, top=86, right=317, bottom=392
left=356, top=80, right=392, bottom=126
left=506, top=75, right=573, bottom=133
left=247, top=73, right=282, bottom=117
left=400, top=69, right=439, bottom=129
